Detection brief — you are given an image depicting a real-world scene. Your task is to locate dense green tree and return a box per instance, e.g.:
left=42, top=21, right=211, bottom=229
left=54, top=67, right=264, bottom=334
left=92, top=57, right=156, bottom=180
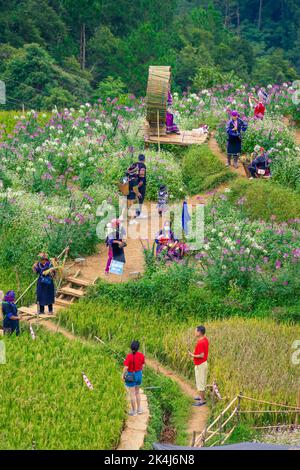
left=2, top=43, right=92, bottom=109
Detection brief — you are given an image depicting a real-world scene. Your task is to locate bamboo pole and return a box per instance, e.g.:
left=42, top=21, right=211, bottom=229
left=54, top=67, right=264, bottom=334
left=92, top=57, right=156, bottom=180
left=205, top=396, right=238, bottom=432
left=220, top=425, right=236, bottom=445
left=240, top=395, right=300, bottom=410
left=15, top=246, right=70, bottom=305
left=296, top=390, right=300, bottom=425
left=157, top=110, right=160, bottom=153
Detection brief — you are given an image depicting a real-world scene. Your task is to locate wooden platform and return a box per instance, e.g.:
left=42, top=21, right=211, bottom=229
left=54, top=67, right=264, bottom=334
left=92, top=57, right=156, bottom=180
left=145, top=130, right=208, bottom=146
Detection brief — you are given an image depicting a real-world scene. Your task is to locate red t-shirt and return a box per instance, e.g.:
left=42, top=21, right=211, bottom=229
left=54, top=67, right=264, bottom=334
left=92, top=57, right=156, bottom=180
left=254, top=102, right=265, bottom=119
left=193, top=337, right=209, bottom=365
left=124, top=352, right=145, bottom=372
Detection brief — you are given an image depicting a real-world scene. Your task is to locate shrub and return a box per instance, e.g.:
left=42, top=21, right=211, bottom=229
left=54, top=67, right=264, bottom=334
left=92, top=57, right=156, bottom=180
left=228, top=179, right=300, bottom=222
left=182, top=144, right=236, bottom=194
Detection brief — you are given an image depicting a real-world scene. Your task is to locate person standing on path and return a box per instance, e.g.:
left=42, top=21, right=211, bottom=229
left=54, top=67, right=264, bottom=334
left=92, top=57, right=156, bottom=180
left=189, top=325, right=209, bottom=406
left=136, top=154, right=147, bottom=219
left=122, top=340, right=145, bottom=416
left=226, top=110, right=248, bottom=169
left=33, top=253, right=56, bottom=314
left=126, top=163, right=141, bottom=225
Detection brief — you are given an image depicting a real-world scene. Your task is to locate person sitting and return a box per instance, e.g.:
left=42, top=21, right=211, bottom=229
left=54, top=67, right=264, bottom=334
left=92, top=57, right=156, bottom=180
left=2, top=290, right=20, bottom=336
left=248, top=145, right=271, bottom=179
left=166, top=91, right=180, bottom=135
left=155, top=221, right=180, bottom=259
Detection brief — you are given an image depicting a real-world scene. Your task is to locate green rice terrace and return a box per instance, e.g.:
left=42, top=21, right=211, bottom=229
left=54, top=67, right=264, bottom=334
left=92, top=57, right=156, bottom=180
left=1, top=2, right=300, bottom=458
left=1, top=79, right=300, bottom=450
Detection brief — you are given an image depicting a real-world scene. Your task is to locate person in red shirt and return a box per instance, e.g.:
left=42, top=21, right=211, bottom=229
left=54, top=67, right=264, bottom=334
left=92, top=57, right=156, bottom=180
left=249, top=90, right=268, bottom=120
left=122, top=341, right=145, bottom=416
left=189, top=325, right=209, bottom=406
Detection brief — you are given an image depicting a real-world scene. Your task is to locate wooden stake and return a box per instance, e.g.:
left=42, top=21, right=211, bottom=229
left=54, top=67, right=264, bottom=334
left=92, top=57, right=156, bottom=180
left=157, top=110, right=160, bottom=153
left=296, top=389, right=300, bottom=425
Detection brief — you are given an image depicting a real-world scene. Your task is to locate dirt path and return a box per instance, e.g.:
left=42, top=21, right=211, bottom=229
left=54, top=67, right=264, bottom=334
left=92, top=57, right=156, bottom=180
left=208, top=133, right=246, bottom=178
left=147, top=358, right=209, bottom=445
left=25, top=138, right=239, bottom=449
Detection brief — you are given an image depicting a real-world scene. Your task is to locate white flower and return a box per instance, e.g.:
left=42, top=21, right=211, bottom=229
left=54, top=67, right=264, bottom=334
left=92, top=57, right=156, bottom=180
left=224, top=188, right=231, bottom=193
left=218, top=232, right=224, bottom=237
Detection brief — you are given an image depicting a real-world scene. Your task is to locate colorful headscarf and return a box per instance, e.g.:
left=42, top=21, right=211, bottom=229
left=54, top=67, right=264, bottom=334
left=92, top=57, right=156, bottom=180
left=4, top=290, right=16, bottom=303
left=38, top=252, right=49, bottom=261
left=231, top=110, right=239, bottom=117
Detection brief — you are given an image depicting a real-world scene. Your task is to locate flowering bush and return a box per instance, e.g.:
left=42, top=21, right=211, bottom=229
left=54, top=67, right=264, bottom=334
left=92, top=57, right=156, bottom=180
left=195, top=193, right=300, bottom=300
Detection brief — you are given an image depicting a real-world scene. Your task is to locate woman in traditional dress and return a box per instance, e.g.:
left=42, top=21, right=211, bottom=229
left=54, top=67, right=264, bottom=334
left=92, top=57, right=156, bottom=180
left=109, top=219, right=126, bottom=265
left=166, top=91, right=180, bottom=135
left=226, top=110, right=248, bottom=169
left=33, top=253, right=56, bottom=314
left=2, top=290, right=20, bottom=335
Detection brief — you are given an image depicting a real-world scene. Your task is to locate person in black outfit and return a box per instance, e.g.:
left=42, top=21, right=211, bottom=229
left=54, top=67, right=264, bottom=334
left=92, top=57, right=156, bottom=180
left=136, top=154, right=147, bottom=219
left=126, top=163, right=141, bottom=225
left=2, top=290, right=20, bottom=336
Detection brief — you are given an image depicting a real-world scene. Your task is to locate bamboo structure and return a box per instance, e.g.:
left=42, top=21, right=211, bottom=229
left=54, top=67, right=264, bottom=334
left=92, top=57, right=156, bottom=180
left=146, top=65, right=171, bottom=136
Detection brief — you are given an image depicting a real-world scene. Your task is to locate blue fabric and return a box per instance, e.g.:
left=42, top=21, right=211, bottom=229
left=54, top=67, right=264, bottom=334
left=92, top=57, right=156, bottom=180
left=2, top=301, right=19, bottom=335
left=182, top=201, right=191, bottom=235
left=35, top=261, right=55, bottom=306
left=125, top=370, right=143, bottom=388
left=226, top=118, right=248, bottom=155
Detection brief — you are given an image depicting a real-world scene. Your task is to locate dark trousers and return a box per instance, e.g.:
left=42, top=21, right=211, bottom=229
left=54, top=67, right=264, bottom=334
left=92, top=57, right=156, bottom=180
left=39, top=304, right=53, bottom=314
left=136, top=186, right=146, bottom=216
left=248, top=165, right=257, bottom=178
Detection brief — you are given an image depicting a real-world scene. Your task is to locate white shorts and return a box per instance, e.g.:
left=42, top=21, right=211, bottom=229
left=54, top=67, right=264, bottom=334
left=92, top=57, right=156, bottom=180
left=194, top=361, right=208, bottom=392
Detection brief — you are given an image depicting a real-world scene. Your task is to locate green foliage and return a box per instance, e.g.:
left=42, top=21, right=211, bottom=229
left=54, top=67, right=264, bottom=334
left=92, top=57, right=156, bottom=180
left=0, top=329, right=126, bottom=450
left=1, top=1, right=299, bottom=106
left=94, top=76, right=127, bottom=101
left=228, top=179, right=300, bottom=222
left=58, top=301, right=300, bottom=427
left=192, top=66, right=240, bottom=91
left=182, top=144, right=236, bottom=194
left=2, top=43, right=92, bottom=110
left=143, top=368, right=190, bottom=448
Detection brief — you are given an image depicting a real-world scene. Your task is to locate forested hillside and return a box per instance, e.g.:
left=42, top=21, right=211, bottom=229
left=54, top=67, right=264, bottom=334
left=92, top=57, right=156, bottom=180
left=0, top=0, right=299, bottom=108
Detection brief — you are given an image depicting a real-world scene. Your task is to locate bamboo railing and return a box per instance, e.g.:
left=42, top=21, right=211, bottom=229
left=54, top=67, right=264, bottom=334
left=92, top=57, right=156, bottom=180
left=194, top=393, right=300, bottom=448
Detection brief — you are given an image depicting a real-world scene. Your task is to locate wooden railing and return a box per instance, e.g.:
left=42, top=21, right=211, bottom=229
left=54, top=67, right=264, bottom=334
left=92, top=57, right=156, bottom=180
left=193, top=393, right=300, bottom=448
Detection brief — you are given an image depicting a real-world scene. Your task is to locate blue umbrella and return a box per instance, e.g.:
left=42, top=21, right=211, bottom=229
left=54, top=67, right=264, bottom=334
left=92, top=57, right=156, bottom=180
left=182, top=200, right=191, bottom=235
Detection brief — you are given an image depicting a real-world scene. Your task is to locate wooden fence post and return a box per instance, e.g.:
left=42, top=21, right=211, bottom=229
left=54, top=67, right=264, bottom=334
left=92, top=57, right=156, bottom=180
left=296, top=389, right=300, bottom=425
left=236, top=392, right=242, bottom=425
